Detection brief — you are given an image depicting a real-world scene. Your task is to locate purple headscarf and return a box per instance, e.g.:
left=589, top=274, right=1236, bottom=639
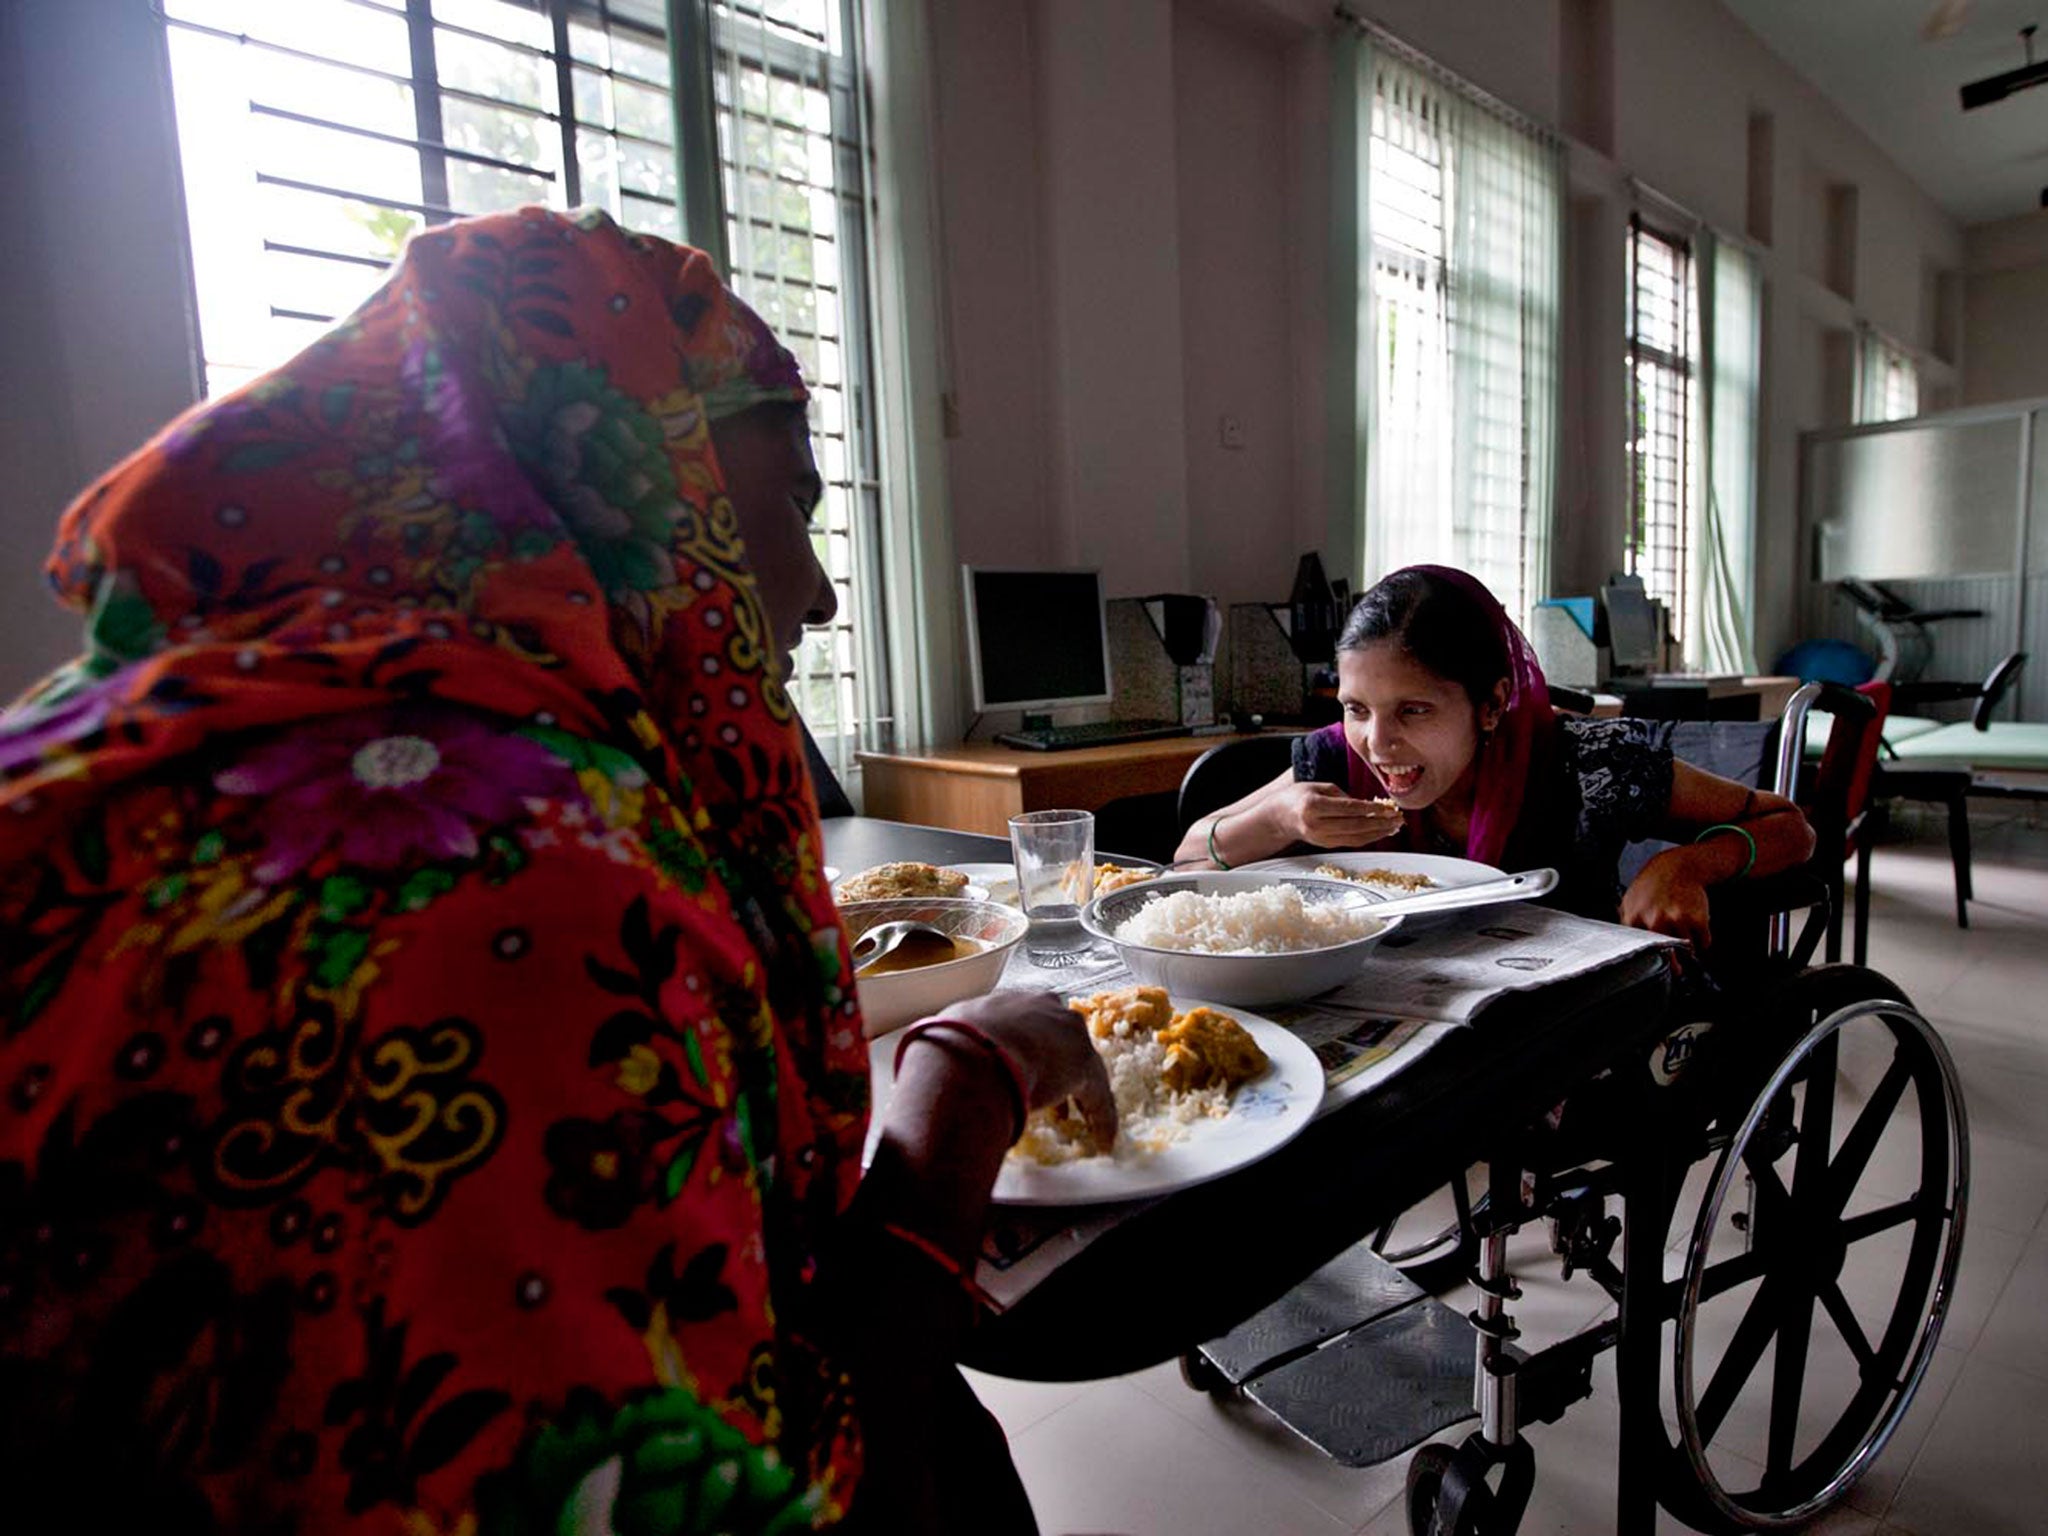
left=1318, top=564, right=1555, bottom=868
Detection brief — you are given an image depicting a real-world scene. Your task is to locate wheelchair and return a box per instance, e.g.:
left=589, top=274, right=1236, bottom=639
left=1176, top=685, right=1972, bottom=1535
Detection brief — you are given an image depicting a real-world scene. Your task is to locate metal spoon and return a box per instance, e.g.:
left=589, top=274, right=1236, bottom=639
left=851, top=920, right=958, bottom=975
left=1320, top=868, right=1560, bottom=920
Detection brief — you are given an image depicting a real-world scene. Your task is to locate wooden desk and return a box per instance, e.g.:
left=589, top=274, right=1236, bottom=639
left=857, top=734, right=1265, bottom=837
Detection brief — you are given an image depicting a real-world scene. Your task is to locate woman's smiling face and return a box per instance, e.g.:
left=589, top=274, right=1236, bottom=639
left=1337, top=642, right=1506, bottom=810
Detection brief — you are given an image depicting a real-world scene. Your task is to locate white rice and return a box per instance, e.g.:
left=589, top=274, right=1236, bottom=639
left=1113, top=883, right=1381, bottom=955
left=1010, top=1021, right=1232, bottom=1166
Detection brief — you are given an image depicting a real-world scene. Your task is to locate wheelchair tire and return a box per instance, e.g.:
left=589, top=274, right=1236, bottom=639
left=1664, top=967, right=1968, bottom=1531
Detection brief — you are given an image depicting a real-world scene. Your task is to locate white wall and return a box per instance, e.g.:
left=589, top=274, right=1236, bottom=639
left=0, top=0, right=1977, bottom=704
left=931, top=0, right=1968, bottom=671
left=1, top=0, right=201, bottom=697
left=1962, top=211, right=2048, bottom=407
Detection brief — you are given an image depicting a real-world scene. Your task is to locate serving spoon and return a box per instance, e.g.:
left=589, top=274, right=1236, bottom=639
left=1317, top=867, right=1560, bottom=920
left=851, top=919, right=959, bottom=975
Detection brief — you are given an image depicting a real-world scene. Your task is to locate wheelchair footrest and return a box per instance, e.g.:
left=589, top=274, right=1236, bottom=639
left=1198, top=1240, right=1430, bottom=1385
left=1241, top=1300, right=1477, bottom=1468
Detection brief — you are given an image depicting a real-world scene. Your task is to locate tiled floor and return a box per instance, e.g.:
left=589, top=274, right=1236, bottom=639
left=966, top=805, right=2048, bottom=1535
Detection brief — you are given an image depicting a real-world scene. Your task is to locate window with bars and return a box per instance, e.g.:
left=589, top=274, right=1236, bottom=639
left=159, top=0, right=890, bottom=777
left=1625, top=219, right=1696, bottom=645
left=1855, top=327, right=1920, bottom=424
left=1358, top=50, right=1559, bottom=624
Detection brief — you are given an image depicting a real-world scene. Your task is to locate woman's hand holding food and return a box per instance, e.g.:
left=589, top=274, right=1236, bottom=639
left=873, top=990, right=1113, bottom=1262
left=926, top=990, right=1118, bottom=1150
left=1272, top=781, right=1405, bottom=850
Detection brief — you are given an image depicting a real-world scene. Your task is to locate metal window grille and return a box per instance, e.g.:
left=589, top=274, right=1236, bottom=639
left=1625, top=218, right=1694, bottom=644
left=1365, top=57, right=1550, bottom=623
left=1856, top=328, right=1921, bottom=425
left=159, top=0, right=890, bottom=776
left=1365, top=71, right=1456, bottom=602
left=712, top=1, right=891, bottom=776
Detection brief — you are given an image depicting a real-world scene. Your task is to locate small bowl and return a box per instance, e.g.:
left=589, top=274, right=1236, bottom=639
left=1081, top=871, right=1400, bottom=1008
left=840, top=897, right=1029, bottom=1037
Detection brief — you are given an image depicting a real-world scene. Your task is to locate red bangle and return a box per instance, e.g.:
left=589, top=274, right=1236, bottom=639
left=879, top=1220, right=1005, bottom=1315
left=892, top=1018, right=1031, bottom=1140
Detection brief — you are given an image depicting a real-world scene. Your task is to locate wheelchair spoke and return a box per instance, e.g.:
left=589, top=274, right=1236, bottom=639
left=1696, top=1276, right=1784, bottom=1446
left=1839, top=1197, right=1927, bottom=1245
left=1819, top=1280, right=1876, bottom=1373
left=1827, top=1055, right=1913, bottom=1216
left=1767, top=1280, right=1818, bottom=1478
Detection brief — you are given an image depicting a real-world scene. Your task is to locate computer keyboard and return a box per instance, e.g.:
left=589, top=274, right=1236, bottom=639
left=994, top=718, right=1191, bottom=752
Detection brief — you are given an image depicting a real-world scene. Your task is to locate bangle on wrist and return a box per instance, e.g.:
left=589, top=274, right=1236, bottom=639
left=1207, top=813, right=1232, bottom=870
left=877, top=1220, right=1005, bottom=1316
left=1692, top=822, right=1758, bottom=879
left=892, top=1018, right=1030, bottom=1139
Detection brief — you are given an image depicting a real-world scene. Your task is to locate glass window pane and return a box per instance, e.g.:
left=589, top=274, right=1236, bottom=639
left=449, top=157, right=553, bottom=214
left=443, top=97, right=556, bottom=172
left=435, top=28, right=557, bottom=113
left=433, top=0, right=552, bottom=49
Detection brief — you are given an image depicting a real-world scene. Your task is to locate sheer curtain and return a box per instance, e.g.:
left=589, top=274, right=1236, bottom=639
left=1694, top=235, right=1761, bottom=673
left=1346, top=36, right=1562, bottom=623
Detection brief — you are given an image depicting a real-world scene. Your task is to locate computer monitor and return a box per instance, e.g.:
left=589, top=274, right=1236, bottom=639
left=1602, top=579, right=1660, bottom=673
left=963, top=566, right=1113, bottom=712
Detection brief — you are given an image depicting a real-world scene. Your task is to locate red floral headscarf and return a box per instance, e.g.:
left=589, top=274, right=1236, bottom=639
left=0, top=209, right=869, bottom=1532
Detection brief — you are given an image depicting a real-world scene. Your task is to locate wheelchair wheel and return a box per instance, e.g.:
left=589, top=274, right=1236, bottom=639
left=1666, top=972, right=1968, bottom=1530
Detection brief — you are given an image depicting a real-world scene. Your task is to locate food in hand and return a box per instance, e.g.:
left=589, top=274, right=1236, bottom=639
left=1011, top=986, right=1270, bottom=1165
left=837, top=861, right=970, bottom=902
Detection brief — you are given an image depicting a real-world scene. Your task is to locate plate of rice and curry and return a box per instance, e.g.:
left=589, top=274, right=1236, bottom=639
left=991, top=984, right=1323, bottom=1206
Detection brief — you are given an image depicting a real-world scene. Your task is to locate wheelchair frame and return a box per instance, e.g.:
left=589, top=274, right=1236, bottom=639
left=1180, top=685, right=1973, bottom=1536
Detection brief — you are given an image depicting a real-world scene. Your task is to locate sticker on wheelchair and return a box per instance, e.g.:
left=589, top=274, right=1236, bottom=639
left=1651, top=1020, right=1714, bottom=1086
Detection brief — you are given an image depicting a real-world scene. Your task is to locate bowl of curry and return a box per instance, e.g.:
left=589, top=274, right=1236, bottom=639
left=839, top=896, right=1029, bottom=1037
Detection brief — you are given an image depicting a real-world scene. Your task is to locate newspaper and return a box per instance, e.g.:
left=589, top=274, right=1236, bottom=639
left=960, top=905, right=1678, bottom=1307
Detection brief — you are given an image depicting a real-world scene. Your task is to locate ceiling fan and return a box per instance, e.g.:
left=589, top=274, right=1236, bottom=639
left=1955, top=22, right=2045, bottom=109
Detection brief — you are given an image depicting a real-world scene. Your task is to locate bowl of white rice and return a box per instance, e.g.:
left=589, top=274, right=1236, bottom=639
left=1080, top=872, right=1400, bottom=1008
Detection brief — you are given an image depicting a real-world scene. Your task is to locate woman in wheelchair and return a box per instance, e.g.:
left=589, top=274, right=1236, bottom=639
left=1177, top=565, right=1814, bottom=948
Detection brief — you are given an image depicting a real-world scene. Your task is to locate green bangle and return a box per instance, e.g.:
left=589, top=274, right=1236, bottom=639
left=1207, top=814, right=1232, bottom=870
left=1693, top=822, right=1758, bottom=879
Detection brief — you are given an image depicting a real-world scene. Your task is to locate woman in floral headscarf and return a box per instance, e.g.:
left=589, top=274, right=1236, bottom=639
left=0, top=208, right=1108, bottom=1535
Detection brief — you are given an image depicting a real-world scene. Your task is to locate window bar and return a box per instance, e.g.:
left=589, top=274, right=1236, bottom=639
left=547, top=0, right=584, bottom=207
left=262, top=239, right=398, bottom=270
left=404, top=0, right=453, bottom=221
left=255, top=173, right=457, bottom=222
left=249, top=103, right=557, bottom=182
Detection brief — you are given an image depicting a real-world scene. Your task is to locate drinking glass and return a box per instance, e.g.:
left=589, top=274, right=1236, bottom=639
left=1009, top=809, right=1095, bottom=953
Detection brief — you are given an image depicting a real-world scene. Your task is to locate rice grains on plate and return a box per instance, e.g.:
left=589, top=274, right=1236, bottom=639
left=1112, top=882, right=1380, bottom=955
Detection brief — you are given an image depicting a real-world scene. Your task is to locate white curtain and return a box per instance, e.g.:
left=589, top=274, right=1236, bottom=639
left=1350, top=39, right=1562, bottom=625
left=1692, top=235, right=1761, bottom=674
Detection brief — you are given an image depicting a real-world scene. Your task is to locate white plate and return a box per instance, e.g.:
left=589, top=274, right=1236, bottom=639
left=991, top=1002, right=1324, bottom=1207
left=946, top=860, right=1163, bottom=909
left=1236, top=851, right=1505, bottom=892
left=945, top=861, right=1022, bottom=906
left=823, top=866, right=840, bottom=885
